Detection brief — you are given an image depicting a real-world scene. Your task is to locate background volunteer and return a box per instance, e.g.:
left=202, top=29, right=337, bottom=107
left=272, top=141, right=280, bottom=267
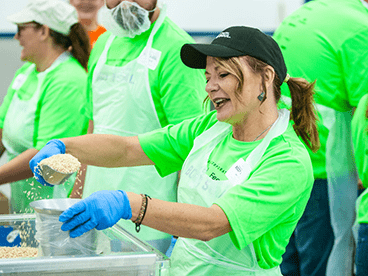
left=352, top=94, right=368, bottom=276
left=67, top=0, right=208, bottom=253
left=273, top=0, right=368, bottom=275
left=69, top=0, right=106, bottom=48
left=0, top=0, right=90, bottom=213
left=31, top=26, right=319, bottom=275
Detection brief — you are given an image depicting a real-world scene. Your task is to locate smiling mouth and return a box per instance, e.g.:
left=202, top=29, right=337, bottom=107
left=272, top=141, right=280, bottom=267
left=213, top=98, right=230, bottom=108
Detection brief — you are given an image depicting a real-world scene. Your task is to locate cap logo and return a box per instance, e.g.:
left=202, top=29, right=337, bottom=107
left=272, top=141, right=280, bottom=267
left=216, top=32, right=231, bottom=39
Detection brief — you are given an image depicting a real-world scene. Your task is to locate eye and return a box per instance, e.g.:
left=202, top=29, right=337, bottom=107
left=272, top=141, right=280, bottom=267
left=219, top=73, right=230, bottom=78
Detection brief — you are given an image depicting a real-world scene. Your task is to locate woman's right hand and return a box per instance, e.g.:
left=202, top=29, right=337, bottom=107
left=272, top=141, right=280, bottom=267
left=29, top=139, right=66, bottom=186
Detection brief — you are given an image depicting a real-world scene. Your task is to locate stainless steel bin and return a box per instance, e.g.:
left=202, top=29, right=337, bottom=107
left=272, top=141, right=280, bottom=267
left=0, top=214, right=170, bottom=275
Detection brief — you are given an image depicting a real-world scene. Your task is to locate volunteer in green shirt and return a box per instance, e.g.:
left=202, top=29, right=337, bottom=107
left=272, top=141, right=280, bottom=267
left=351, top=94, right=368, bottom=276
left=273, top=0, right=368, bottom=274
left=31, top=26, right=319, bottom=275
left=69, top=0, right=207, bottom=253
left=0, top=0, right=90, bottom=213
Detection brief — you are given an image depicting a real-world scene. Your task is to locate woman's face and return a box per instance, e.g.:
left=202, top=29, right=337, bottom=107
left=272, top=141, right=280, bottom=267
left=205, top=56, right=263, bottom=125
left=14, top=23, right=42, bottom=63
left=69, top=0, right=104, bottom=19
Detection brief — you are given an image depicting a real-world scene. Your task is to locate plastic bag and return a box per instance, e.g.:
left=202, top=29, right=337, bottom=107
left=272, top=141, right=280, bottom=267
left=35, top=212, right=104, bottom=256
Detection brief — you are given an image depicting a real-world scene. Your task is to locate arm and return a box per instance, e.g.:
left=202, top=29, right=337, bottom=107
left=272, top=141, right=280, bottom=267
left=60, top=189, right=232, bottom=241
left=69, top=120, right=93, bottom=199
left=61, top=134, right=154, bottom=168
left=127, top=192, right=231, bottom=241
left=0, top=148, right=38, bottom=185
left=0, top=129, right=6, bottom=158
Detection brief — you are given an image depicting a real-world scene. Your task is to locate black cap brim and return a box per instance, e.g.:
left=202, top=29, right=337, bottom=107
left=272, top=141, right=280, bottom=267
left=181, top=43, right=244, bottom=69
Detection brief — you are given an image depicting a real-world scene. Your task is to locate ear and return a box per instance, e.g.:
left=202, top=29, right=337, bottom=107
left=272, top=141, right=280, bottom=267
left=39, top=25, right=51, bottom=41
left=264, top=66, right=275, bottom=90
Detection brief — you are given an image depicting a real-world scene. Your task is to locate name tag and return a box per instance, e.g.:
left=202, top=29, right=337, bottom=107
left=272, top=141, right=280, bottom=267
left=225, top=158, right=251, bottom=184
left=137, top=48, right=162, bottom=70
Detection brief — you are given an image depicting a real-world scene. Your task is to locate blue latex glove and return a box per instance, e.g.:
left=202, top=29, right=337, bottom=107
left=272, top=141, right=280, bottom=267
left=59, top=190, right=132, bottom=238
left=165, top=236, right=178, bottom=257
left=29, top=139, right=65, bottom=186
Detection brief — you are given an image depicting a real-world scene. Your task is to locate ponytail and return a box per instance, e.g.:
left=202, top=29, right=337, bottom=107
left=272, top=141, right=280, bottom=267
left=287, top=78, right=320, bottom=152
left=68, top=23, right=90, bottom=71
left=49, top=23, right=90, bottom=71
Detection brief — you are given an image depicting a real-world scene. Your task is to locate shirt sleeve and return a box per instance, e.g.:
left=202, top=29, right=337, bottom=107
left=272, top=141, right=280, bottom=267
left=34, top=62, right=89, bottom=149
left=151, top=32, right=208, bottom=127
left=139, top=111, right=217, bottom=176
left=340, top=28, right=368, bottom=107
left=215, top=142, right=313, bottom=250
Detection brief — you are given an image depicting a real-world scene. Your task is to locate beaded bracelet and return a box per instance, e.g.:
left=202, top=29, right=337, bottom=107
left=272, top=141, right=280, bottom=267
left=133, top=194, right=151, bottom=233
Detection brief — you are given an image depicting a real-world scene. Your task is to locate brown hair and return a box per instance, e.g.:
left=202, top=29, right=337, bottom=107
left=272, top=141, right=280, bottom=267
left=209, top=56, right=320, bottom=152
left=34, top=22, right=90, bottom=71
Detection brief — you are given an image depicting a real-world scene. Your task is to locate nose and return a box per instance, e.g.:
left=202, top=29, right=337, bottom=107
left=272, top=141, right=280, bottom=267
left=14, top=32, right=19, bottom=40
left=205, top=79, right=219, bottom=94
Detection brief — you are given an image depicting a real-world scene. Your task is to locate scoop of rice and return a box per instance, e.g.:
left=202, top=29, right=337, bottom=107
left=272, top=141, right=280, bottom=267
left=39, top=154, right=81, bottom=174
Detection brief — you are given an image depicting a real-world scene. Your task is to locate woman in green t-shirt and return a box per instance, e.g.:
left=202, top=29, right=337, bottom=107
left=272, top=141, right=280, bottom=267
left=0, top=0, right=90, bottom=214
left=30, top=26, right=319, bottom=275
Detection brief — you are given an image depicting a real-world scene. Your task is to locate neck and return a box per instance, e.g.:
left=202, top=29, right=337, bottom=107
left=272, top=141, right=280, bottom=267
left=149, top=7, right=160, bottom=23
left=34, top=46, right=65, bottom=72
left=80, top=18, right=99, bottom=32
left=232, top=103, right=279, bottom=142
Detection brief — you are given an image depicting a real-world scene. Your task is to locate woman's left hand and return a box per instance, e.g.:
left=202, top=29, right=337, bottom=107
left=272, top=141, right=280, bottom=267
left=59, top=190, right=132, bottom=238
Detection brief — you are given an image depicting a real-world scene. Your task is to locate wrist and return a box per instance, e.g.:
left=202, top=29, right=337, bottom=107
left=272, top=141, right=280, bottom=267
left=47, top=139, right=65, bottom=154
left=126, top=192, right=142, bottom=222
left=132, top=194, right=151, bottom=233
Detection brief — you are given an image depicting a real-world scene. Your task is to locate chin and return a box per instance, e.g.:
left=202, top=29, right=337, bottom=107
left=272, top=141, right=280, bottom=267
left=216, top=112, right=232, bottom=124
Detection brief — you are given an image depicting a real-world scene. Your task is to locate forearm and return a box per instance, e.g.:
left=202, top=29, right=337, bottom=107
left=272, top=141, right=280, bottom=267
left=69, top=121, right=93, bottom=199
left=69, top=164, right=86, bottom=198
left=0, top=129, right=6, bottom=157
left=0, top=148, right=38, bottom=185
left=61, top=134, right=154, bottom=168
left=127, top=192, right=232, bottom=241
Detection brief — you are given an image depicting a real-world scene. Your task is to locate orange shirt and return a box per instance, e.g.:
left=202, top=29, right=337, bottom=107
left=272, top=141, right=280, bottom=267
left=88, top=25, right=107, bottom=48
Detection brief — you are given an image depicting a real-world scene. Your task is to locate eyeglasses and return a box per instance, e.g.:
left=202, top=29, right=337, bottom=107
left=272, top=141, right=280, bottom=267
left=16, top=23, right=39, bottom=35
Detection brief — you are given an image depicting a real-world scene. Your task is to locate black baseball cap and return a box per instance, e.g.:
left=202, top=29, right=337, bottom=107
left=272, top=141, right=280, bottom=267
left=181, top=26, right=287, bottom=83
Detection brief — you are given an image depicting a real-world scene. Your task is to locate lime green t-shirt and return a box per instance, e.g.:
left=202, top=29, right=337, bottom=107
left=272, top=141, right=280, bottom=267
left=352, top=94, right=368, bottom=223
left=0, top=57, right=89, bottom=149
left=273, top=0, right=368, bottom=179
left=87, top=16, right=208, bottom=127
left=139, top=111, right=314, bottom=269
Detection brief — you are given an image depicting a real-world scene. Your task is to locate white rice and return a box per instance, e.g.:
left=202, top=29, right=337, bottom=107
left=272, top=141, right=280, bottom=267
left=0, top=246, right=38, bottom=258
left=39, top=154, right=81, bottom=174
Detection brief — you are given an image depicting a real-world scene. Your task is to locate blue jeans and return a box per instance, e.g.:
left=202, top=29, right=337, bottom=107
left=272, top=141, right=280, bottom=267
left=356, top=223, right=368, bottom=276
left=281, top=179, right=334, bottom=276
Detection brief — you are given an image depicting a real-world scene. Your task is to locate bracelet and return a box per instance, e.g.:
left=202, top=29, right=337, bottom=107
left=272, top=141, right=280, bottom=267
left=133, top=194, right=151, bottom=233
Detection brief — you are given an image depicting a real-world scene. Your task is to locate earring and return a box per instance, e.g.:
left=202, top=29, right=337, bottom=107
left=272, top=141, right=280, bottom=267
left=257, top=92, right=265, bottom=102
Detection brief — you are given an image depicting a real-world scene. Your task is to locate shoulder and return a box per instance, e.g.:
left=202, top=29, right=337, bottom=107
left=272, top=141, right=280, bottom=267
left=14, top=62, right=34, bottom=76
left=45, top=57, right=87, bottom=86
left=166, top=110, right=218, bottom=138
left=153, top=16, right=195, bottom=52
left=264, top=123, right=313, bottom=180
left=251, top=122, right=314, bottom=187
left=88, top=32, right=112, bottom=69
